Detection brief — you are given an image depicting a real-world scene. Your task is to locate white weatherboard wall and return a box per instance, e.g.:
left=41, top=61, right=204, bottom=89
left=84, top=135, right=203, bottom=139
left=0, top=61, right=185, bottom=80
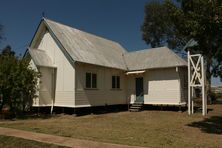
left=29, top=59, right=40, bottom=106
left=145, top=68, right=181, bottom=104
left=37, top=31, right=75, bottom=107
left=38, top=67, right=53, bottom=106
left=75, top=63, right=127, bottom=107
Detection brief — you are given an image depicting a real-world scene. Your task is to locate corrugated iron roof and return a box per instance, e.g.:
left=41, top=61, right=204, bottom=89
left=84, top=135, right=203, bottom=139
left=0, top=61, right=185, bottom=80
left=28, top=48, right=56, bottom=68
left=124, top=47, right=187, bottom=71
left=44, top=18, right=127, bottom=70
left=29, top=18, right=187, bottom=71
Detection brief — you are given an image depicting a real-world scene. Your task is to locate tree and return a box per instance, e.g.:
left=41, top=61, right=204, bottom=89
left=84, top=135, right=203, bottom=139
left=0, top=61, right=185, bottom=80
left=0, top=46, right=40, bottom=117
left=141, top=1, right=188, bottom=51
left=1, top=45, right=15, bottom=56
left=141, top=0, right=222, bottom=99
left=141, top=1, right=168, bottom=47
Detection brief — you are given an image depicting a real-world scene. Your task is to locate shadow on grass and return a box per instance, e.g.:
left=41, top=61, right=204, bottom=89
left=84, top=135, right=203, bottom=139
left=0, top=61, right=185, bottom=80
left=1, top=105, right=129, bottom=120
left=143, top=105, right=187, bottom=112
left=0, top=113, right=53, bottom=121
left=0, top=108, right=53, bottom=121
left=18, top=113, right=53, bottom=120
left=187, top=116, right=222, bottom=134
left=75, top=105, right=128, bottom=116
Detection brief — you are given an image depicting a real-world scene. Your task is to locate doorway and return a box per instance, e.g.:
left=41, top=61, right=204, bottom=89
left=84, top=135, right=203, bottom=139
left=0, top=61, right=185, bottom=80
left=135, top=77, right=144, bottom=102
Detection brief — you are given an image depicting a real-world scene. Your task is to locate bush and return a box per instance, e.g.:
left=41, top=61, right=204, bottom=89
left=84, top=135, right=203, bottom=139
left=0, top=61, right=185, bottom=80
left=0, top=46, right=40, bottom=118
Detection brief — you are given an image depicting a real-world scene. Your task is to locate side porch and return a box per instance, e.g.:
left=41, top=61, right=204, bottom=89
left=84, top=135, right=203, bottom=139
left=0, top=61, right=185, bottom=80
left=126, top=67, right=188, bottom=111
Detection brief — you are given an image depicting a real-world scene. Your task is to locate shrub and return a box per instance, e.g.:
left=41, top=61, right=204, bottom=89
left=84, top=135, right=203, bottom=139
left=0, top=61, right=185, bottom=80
left=0, top=46, right=40, bottom=118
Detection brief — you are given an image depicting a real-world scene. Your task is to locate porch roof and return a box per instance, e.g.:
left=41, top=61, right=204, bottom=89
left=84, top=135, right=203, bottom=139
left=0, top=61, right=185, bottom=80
left=28, top=48, right=56, bottom=68
left=126, top=70, right=145, bottom=75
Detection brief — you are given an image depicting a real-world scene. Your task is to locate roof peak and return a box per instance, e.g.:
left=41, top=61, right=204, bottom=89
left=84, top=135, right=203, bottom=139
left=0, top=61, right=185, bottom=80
left=126, top=46, right=169, bottom=54
left=43, top=18, right=125, bottom=50
left=40, top=17, right=128, bottom=70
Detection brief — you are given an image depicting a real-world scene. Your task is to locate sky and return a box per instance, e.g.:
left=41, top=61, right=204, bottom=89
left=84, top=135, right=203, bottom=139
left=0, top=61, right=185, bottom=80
left=0, top=0, right=221, bottom=86
left=0, top=0, right=150, bottom=53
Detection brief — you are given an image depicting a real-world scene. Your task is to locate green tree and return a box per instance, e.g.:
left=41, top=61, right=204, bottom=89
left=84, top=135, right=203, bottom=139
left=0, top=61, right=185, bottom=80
left=141, top=1, right=188, bottom=51
left=1, top=45, right=15, bottom=56
left=0, top=46, right=40, bottom=117
left=141, top=0, right=222, bottom=99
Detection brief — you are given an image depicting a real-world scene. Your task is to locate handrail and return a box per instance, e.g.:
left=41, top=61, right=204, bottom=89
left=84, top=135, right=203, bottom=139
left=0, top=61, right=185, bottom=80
left=135, top=92, right=144, bottom=103
left=128, top=96, right=131, bottom=110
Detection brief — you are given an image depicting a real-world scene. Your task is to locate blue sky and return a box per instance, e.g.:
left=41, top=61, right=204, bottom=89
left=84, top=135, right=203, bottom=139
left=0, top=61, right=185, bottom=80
left=0, top=0, right=150, bottom=53
left=0, top=0, right=221, bottom=86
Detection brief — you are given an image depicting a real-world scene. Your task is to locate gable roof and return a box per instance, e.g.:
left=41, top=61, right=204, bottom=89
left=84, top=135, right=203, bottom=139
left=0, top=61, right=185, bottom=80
left=43, top=18, right=127, bottom=70
left=124, top=47, right=187, bottom=71
left=28, top=18, right=187, bottom=71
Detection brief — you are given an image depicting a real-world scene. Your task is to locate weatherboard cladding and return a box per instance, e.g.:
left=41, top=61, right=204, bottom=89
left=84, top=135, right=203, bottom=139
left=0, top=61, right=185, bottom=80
left=34, top=18, right=187, bottom=70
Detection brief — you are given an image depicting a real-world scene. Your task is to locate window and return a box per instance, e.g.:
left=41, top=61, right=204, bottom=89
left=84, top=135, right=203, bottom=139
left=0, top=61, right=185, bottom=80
left=85, top=72, right=97, bottom=89
left=112, top=76, right=120, bottom=89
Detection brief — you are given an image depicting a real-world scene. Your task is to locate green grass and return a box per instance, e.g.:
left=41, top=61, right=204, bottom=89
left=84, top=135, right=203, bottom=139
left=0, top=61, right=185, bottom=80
left=0, top=135, right=66, bottom=148
left=0, top=102, right=222, bottom=148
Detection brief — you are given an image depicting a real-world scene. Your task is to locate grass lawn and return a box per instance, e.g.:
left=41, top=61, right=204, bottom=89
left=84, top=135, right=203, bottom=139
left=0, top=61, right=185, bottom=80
left=0, top=101, right=222, bottom=148
left=0, top=135, right=66, bottom=148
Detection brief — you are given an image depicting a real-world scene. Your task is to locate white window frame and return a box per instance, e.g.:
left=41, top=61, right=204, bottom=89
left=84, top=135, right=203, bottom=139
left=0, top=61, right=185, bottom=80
left=85, top=72, right=97, bottom=89
left=112, top=75, right=120, bottom=89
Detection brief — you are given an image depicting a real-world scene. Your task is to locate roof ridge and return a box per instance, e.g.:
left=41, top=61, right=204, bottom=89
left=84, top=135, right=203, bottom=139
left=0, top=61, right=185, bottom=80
left=43, top=18, right=124, bottom=48
left=125, top=46, right=167, bottom=55
left=42, top=18, right=127, bottom=70
left=126, top=47, right=186, bottom=64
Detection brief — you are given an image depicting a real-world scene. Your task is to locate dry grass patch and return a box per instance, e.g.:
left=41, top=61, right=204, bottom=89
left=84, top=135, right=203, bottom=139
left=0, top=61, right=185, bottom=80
left=0, top=102, right=222, bottom=148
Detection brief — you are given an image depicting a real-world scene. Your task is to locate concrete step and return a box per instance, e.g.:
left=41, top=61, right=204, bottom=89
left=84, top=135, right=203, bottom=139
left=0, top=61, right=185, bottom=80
left=131, top=104, right=143, bottom=107
left=133, top=102, right=143, bottom=105
left=129, top=108, right=140, bottom=112
left=129, top=103, right=143, bottom=112
left=130, top=106, right=141, bottom=109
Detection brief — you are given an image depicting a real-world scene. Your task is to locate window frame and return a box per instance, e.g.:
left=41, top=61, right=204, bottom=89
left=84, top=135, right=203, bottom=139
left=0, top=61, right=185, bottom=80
left=111, top=75, right=120, bottom=90
left=85, top=72, right=97, bottom=89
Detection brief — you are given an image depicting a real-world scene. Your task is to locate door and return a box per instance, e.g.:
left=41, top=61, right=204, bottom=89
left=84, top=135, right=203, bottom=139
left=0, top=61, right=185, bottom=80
left=135, top=77, right=144, bottom=102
